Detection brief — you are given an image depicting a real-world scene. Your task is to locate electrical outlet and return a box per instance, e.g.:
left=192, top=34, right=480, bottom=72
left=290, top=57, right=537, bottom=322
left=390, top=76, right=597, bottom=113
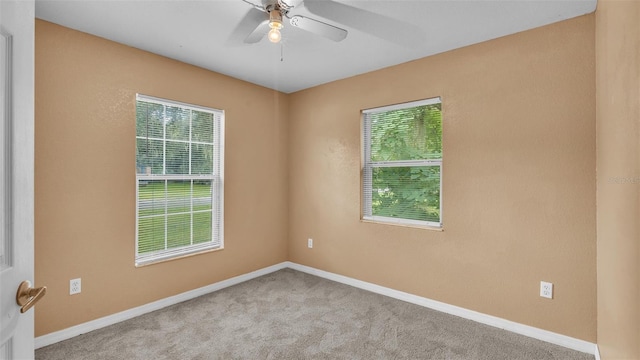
left=70, top=278, right=81, bottom=295
left=308, top=238, right=313, bottom=248
left=540, top=281, right=553, bottom=299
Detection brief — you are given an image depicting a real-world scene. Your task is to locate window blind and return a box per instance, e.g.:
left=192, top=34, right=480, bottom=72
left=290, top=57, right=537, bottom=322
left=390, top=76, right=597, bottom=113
left=362, top=97, right=442, bottom=227
left=135, top=94, right=224, bottom=265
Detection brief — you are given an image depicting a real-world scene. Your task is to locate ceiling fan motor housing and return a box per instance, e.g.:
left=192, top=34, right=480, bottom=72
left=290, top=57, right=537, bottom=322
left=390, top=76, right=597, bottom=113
left=262, top=0, right=302, bottom=13
left=276, top=0, right=300, bottom=12
left=262, top=0, right=285, bottom=14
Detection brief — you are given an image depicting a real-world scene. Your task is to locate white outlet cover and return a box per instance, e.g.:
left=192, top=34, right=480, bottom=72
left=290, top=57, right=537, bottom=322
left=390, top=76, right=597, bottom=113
left=540, top=281, right=553, bottom=299
left=308, top=238, right=313, bottom=248
left=70, top=278, right=82, bottom=295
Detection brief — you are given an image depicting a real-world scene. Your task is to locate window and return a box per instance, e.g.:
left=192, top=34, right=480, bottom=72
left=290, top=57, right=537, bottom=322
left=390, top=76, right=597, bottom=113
left=362, top=97, right=442, bottom=228
left=135, top=94, right=224, bottom=266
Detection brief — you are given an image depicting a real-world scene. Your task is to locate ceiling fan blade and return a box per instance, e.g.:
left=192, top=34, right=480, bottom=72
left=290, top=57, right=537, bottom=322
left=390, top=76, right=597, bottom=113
left=227, top=8, right=269, bottom=45
left=303, top=0, right=426, bottom=47
left=289, top=15, right=347, bottom=42
left=244, top=19, right=270, bottom=43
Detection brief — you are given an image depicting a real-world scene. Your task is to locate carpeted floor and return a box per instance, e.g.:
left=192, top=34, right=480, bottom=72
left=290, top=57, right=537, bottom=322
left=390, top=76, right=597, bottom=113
left=36, top=269, right=595, bottom=360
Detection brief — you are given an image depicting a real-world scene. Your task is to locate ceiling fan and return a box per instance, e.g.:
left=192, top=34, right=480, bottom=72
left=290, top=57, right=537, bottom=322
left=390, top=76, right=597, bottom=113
left=234, top=0, right=426, bottom=47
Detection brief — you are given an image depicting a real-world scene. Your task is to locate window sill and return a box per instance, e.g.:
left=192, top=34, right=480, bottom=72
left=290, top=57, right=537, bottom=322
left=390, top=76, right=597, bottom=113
left=360, top=218, right=443, bottom=232
left=135, top=246, right=224, bottom=267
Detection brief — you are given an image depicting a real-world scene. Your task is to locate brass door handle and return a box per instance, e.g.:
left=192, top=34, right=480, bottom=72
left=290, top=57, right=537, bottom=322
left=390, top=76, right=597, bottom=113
left=16, top=281, right=47, bottom=314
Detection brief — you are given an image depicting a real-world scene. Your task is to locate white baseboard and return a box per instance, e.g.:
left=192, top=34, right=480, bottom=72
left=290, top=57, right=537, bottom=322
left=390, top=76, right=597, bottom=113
left=34, top=262, right=289, bottom=349
left=36, top=261, right=598, bottom=357
left=286, top=262, right=597, bottom=356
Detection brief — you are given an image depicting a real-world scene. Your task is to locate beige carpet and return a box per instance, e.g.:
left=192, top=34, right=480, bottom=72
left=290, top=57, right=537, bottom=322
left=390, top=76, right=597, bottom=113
left=36, top=269, right=594, bottom=360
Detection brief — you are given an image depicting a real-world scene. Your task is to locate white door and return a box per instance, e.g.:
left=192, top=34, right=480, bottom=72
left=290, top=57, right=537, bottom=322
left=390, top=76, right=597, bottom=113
left=0, top=1, right=37, bottom=359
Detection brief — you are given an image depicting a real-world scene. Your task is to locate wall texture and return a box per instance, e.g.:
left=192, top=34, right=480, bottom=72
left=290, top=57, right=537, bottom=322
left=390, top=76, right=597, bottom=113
left=288, top=15, right=597, bottom=342
left=34, top=20, right=289, bottom=336
left=35, top=15, right=599, bottom=344
left=596, top=1, right=640, bottom=358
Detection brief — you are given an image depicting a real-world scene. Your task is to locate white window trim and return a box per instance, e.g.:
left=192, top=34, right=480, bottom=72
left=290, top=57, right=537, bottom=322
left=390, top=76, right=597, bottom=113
left=362, top=97, right=442, bottom=229
left=361, top=97, right=441, bottom=115
left=135, top=94, right=225, bottom=266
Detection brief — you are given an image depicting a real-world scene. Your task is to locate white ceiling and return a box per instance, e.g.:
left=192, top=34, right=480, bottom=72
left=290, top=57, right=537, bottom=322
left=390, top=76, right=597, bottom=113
left=35, top=0, right=596, bottom=93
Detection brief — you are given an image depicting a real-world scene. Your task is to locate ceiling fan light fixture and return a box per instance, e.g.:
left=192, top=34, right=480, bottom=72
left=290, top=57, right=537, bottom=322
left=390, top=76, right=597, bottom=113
left=268, top=9, right=283, bottom=43
left=268, top=27, right=282, bottom=43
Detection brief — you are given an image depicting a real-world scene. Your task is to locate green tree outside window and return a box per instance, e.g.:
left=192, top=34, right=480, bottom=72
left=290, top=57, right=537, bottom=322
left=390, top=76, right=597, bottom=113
left=363, top=98, right=442, bottom=226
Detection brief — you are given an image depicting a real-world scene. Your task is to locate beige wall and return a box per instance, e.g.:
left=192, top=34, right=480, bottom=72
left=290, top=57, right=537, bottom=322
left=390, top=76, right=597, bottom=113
left=35, top=15, right=599, bottom=343
left=596, top=1, right=640, bottom=359
left=288, top=15, right=597, bottom=341
left=34, top=20, right=289, bottom=336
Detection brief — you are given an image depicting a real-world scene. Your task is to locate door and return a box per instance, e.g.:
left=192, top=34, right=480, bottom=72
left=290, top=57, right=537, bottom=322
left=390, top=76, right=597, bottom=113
left=0, top=1, right=37, bottom=359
